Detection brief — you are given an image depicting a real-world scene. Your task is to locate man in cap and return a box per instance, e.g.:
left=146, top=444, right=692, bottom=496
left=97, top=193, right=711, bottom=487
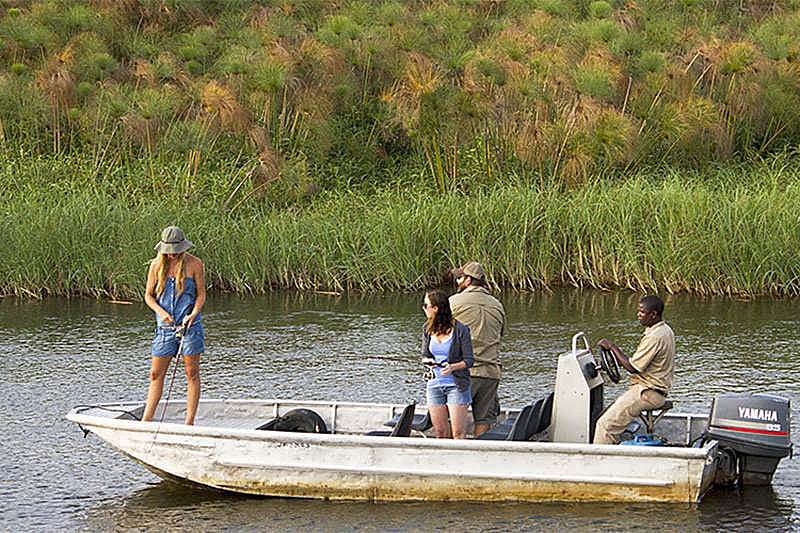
left=449, top=261, right=506, bottom=437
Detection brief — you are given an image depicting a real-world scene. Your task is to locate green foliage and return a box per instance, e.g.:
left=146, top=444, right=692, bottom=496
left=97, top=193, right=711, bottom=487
left=247, top=61, right=286, bottom=93
left=376, top=2, right=406, bottom=26
left=591, top=111, right=632, bottom=165
left=574, top=19, right=621, bottom=46
left=533, top=0, right=569, bottom=18
left=79, top=52, right=117, bottom=82
left=719, top=42, right=757, bottom=75
left=641, top=13, right=682, bottom=50
left=75, top=81, right=93, bottom=100
left=751, top=14, right=800, bottom=61
left=213, top=45, right=255, bottom=76
left=151, top=53, right=178, bottom=82
left=588, top=1, right=613, bottom=19
left=32, top=2, right=107, bottom=40
left=262, top=12, right=303, bottom=40
left=0, top=13, right=55, bottom=51
left=0, top=0, right=797, bottom=194
left=613, top=31, right=645, bottom=57
left=185, top=60, right=203, bottom=76
left=218, top=13, right=261, bottom=47
left=573, top=65, right=614, bottom=99
left=475, top=57, right=506, bottom=86
left=10, top=63, right=27, bottom=75
left=112, top=27, right=163, bottom=60
left=135, top=87, right=181, bottom=121
left=0, top=75, right=50, bottom=143
left=93, top=84, right=137, bottom=119
left=759, top=79, right=800, bottom=149
left=318, top=15, right=362, bottom=48
left=157, top=118, right=215, bottom=155
left=67, top=34, right=118, bottom=82
left=176, top=26, right=217, bottom=63
left=637, top=50, right=665, bottom=74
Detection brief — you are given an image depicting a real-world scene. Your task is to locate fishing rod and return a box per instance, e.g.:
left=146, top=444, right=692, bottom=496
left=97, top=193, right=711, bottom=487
left=148, top=321, right=188, bottom=453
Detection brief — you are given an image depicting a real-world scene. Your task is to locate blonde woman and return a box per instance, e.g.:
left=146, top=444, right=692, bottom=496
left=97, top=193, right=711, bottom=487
left=142, top=226, right=206, bottom=426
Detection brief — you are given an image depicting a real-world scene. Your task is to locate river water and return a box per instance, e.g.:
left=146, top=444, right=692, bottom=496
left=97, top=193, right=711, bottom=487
left=1, top=291, right=797, bottom=531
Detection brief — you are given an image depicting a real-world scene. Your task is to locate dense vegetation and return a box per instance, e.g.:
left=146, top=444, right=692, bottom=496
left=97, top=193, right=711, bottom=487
left=3, top=153, right=800, bottom=298
left=1, top=1, right=800, bottom=297
left=2, top=1, right=800, bottom=187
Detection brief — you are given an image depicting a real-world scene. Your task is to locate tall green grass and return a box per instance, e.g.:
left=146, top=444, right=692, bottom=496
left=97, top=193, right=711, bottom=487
left=3, top=153, right=800, bottom=298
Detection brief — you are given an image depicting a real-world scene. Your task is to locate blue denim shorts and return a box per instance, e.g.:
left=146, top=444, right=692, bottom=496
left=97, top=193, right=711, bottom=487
left=427, top=381, right=472, bottom=406
left=152, top=324, right=205, bottom=357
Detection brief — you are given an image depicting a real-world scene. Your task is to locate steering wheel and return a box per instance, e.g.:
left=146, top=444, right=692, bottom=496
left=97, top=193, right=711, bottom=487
left=598, top=346, right=621, bottom=384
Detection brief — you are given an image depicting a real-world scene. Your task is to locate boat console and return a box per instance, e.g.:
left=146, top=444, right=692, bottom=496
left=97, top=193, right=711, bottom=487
left=550, top=332, right=604, bottom=443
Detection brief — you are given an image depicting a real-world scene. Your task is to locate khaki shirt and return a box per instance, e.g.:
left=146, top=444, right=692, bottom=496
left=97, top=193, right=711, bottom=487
left=629, top=321, right=675, bottom=393
left=449, top=286, right=506, bottom=380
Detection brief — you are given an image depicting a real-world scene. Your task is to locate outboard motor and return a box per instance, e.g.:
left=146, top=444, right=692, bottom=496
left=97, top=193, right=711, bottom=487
left=705, top=393, right=792, bottom=485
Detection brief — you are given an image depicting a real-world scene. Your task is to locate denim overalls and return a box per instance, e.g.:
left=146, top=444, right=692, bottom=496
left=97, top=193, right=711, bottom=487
left=151, top=277, right=204, bottom=357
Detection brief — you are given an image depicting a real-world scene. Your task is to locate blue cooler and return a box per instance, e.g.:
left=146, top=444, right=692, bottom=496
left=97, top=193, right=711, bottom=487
left=620, top=434, right=665, bottom=446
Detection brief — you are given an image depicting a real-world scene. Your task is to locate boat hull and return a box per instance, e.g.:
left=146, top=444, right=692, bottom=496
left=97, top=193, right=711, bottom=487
left=68, top=400, right=718, bottom=503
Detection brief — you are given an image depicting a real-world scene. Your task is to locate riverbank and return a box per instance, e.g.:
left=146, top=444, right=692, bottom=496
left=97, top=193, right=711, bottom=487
left=3, top=153, right=800, bottom=298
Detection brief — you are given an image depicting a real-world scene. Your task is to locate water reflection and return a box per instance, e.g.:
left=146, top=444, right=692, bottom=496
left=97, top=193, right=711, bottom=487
left=89, top=481, right=793, bottom=532
left=1, top=291, right=798, bottom=530
left=88, top=481, right=708, bottom=532
left=700, top=486, right=796, bottom=531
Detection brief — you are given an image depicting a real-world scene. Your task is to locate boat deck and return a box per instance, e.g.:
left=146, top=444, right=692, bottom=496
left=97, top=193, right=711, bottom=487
left=74, top=398, right=711, bottom=445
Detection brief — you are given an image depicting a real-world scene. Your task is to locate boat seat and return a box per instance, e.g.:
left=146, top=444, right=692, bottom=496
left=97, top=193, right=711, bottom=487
left=366, top=402, right=416, bottom=437
left=475, top=415, right=516, bottom=440
left=385, top=411, right=433, bottom=432
left=478, top=393, right=554, bottom=441
left=506, top=403, right=536, bottom=441
left=639, top=400, right=674, bottom=434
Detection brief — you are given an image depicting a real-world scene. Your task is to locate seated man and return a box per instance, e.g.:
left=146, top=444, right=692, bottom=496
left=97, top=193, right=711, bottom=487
left=593, top=295, right=675, bottom=445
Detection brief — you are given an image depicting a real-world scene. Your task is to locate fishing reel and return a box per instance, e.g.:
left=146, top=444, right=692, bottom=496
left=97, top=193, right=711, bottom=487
left=421, top=357, right=447, bottom=381
left=173, top=321, right=190, bottom=339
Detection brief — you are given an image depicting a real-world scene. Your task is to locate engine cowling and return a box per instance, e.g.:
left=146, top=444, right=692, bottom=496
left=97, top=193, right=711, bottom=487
left=704, top=392, right=792, bottom=485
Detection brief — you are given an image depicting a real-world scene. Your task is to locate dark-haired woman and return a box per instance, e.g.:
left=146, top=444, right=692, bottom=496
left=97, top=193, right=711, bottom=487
left=422, top=289, right=474, bottom=439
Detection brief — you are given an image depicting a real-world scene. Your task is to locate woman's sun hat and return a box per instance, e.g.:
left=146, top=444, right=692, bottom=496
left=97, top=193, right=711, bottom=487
left=154, top=226, right=193, bottom=254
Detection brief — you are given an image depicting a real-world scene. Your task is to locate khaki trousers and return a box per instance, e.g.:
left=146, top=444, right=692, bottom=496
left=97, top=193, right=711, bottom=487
left=593, top=385, right=665, bottom=445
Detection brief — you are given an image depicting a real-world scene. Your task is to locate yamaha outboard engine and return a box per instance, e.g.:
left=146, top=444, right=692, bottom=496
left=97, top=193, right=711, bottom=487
left=705, top=393, right=792, bottom=485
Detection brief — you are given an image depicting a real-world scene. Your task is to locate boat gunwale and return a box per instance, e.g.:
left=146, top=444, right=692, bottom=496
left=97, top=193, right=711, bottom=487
left=66, top=400, right=717, bottom=460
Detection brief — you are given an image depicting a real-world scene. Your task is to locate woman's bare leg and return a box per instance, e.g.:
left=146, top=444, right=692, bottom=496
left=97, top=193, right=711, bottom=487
left=183, top=354, right=201, bottom=425
left=428, top=405, right=451, bottom=438
left=142, top=357, right=172, bottom=421
left=448, top=404, right=469, bottom=439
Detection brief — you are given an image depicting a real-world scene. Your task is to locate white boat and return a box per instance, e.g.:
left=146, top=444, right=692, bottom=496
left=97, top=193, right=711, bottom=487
left=66, top=333, right=792, bottom=503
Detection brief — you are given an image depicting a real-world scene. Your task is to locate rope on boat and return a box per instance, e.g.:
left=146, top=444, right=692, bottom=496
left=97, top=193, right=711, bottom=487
left=72, top=404, right=143, bottom=420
